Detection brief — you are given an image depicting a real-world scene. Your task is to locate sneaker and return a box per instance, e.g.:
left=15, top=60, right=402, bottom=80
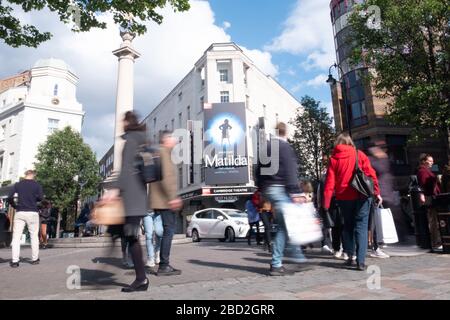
left=369, top=248, right=390, bottom=258
left=334, top=249, right=343, bottom=259
left=432, top=245, right=443, bottom=251
left=352, top=255, right=357, bottom=261
left=157, top=265, right=182, bottom=276
left=342, top=253, right=349, bottom=260
left=269, top=265, right=294, bottom=276
left=146, top=260, right=156, bottom=268
left=155, top=251, right=160, bottom=264
left=10, top=262, right=19, bottom=268
left=321, top=245, right=334, bottom=254
left=31, top=258, right=40, bottom=265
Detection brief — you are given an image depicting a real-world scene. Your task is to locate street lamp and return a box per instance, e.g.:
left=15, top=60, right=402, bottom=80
left=327, top=63, right=352, bottom=137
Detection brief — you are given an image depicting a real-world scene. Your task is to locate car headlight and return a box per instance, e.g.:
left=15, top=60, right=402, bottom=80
left=235, top=220, right=246, bottom=226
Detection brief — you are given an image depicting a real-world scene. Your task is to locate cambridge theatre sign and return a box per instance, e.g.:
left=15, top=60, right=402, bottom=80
left=203, top=102, right=249, bottom=185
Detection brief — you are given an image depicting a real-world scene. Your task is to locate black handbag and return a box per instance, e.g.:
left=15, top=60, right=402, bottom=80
left=351, top=148, right=374, bottom=198
left=135, top=145, right=162, bottom=184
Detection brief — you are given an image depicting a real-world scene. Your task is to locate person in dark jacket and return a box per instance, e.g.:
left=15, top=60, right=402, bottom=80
left=323, top=133, right=381, bottom=271
left=7, top=169, right=44, bottom=268
left=416, top=154, right=442, bottom=250
left=257, top=122, right=305, bottom=276
left=39, top=200, right=51, bottom=249
left=103, top=111, right=149, bottom=292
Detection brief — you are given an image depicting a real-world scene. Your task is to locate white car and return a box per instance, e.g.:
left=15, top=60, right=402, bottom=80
left=186, top=208, right=263, bottom=242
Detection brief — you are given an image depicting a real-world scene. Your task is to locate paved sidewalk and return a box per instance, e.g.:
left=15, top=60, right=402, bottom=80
left=0, top=241, right=449, bottom=300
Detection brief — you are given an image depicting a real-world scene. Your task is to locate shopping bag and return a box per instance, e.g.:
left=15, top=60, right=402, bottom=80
left=91, top=198, right=125, bottom=226
left=375, top=205, right=398, bottom=244
left=282, top=202, right=323, bottom=245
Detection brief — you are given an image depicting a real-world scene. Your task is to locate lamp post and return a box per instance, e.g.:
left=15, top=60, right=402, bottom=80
left=73, top=174, right=88, bottom=237
left=327, top=63, right=352, bottom=137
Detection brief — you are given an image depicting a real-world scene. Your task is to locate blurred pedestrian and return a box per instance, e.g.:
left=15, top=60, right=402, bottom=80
left=246, top=197, right=262, bottom=246
left=259, top=198, right=273, bottom=252
left=316, top=156, right=334, bottom=255
left=39, top=200, right=51, bottom=249
left=416, top=154, right=442, bottom=251
left=441, top=161, right=450, bottom=193
left=143, top=210, right=163, bottom=270
left=7, top=169, right=44, bottom=268
left=323, top=134, right=381, bottom=271
left=103, top=111, right=149, bottom=292
left=149, top=130, right=183, bottom=276
left=257, top=122, right=305, bottom=276
left=367, top=143, right=391, bottom=258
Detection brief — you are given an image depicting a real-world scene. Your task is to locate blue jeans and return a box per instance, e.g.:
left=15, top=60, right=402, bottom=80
left=143, top=211, right=163, bottom=262
left=264, top=185, right=304, bottom=267
left=337, top=198, right=372, bottom=265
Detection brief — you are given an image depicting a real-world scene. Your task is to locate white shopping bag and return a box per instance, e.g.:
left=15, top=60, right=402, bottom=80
left=282, top=202, right=323, bottom=245
left=375, top=206, right=398, bottom=244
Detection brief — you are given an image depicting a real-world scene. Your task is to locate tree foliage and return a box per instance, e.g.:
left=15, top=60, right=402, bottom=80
left=289, top=96, right=335, bottom=184
left=0, top=0, right=191, bottom=47
left=348, top=0, right=450, bottom=155
left=34, top=126, right=100, bottom=221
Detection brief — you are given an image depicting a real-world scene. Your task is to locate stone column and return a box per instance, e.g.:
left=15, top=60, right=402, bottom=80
left=111, top=31, right=141, bottom=174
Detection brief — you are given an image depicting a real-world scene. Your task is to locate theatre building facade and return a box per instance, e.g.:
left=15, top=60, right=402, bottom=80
left=101, top=43, right=302, bottom=234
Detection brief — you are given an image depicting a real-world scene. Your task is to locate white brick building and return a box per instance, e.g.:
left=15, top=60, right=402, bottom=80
left=0, top=58, right=84, bottom=185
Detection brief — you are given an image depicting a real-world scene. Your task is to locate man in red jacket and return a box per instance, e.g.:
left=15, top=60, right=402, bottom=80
left=323, top=134, right=381, bottom=271
left=416, top=154, right=442, bottom=251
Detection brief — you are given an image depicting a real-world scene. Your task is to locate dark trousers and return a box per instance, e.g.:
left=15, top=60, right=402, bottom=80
left=248, top=222, right=262, bottom=244
left=124, top=216, right=146, bottom=282
left=158, top=210, right=176, bottom=268
left=259, top=212, right=272, bottom=245
left=332, top=219, right=344, bottom=252
left=338, top=198, right=372, bottom=265
left=321, top=227, right=332, bottom=248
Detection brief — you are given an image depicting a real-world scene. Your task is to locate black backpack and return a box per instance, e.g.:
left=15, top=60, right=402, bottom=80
left=135, top=144, right=162, bottom=184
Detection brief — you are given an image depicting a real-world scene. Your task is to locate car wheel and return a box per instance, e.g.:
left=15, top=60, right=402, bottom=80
left=225, top=227, right=235, bottom=242
left=192, top=229, right=200, bottom=242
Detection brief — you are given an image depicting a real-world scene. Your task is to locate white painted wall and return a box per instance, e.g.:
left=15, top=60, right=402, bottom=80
left=0, top=59, right=84, bottom=183
left=142, top=43, right=302, bottom=195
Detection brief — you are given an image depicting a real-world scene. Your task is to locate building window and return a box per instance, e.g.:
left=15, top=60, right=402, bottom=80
left=153, top=118, right=157, bottom=130
left=200, top=96, right=204, bottom=109
left=386, top=135, right=409, bottom=174
left=263, top=105, right=267, bottom=119
left=354, top=137, right=371, bottom=150
left=246, top=95, right=250, bottom=109
left=276, top=113, right=279, bottom=124
left=178, top=166, right=183, bottom=189
left=219, top=69, right=228, bottom=82
left=187, top=106, right=191, bottom=120
left=165, top=124, right=168, bottom=130
left=171, top=119, right=175, bottom=131
left=178, top=92, right=183, bottom=102
left=8, top=152, right=14, bottom=176
left=178, top=112, right=182, bottom=128
left=0, top=153, right=3, bottom=181
left=220, top=91, right=229, bottom=103
left=48, top=118, right=59, bottom=134
left=53, top=84, right=58, bottom=96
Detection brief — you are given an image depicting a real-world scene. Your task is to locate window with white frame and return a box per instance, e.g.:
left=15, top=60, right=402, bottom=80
left=219, top=69, right=228, bottom=82
left=48, top=118, right=59, bottom=134
left=178, top=92, right=183, bottom=102
left=200, top=96, right=204, bottom=109
left=53, top=84, right=59, bottom=96
left=220, top=91, right=229, bottom=103
left=178, top=112, right=182, bottom=127
left=8, top=152, right=14, bottom=176
left=187, top=106, right=191, bottom=120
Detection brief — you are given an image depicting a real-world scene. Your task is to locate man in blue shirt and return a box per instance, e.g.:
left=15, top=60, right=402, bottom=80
left=7, top=170, right=44, bottom=268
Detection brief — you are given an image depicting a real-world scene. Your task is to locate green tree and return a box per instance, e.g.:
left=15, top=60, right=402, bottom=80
left=0, top=0, right=190, bottom=47
left=348, top=0, right=450, bottom=160
left=289, top=96, right=335, bottom=184
left=35, top=126, right=100, bottom=237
